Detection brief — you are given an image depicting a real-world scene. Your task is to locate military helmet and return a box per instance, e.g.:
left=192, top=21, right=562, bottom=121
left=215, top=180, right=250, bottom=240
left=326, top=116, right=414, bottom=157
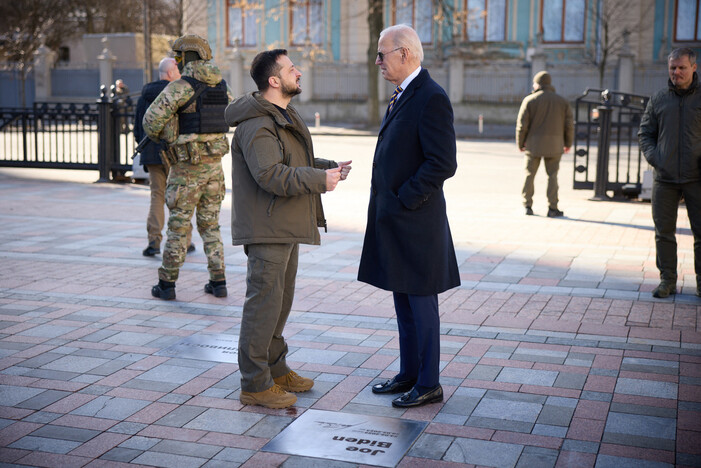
left=172, top=34, right=212, bottom=61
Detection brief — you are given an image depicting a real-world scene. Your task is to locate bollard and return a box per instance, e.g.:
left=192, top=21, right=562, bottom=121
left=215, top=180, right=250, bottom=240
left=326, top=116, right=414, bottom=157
left=591, top=104, right=613, bottom=200
left=478, top=114, right=483, bottom=134
left=315, top=112, right=320, bottom=129
left=96, top=85, right=114, bottom=183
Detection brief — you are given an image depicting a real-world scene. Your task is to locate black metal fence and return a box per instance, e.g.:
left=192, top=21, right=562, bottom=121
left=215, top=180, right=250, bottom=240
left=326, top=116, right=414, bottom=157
left=573, top=88, right=650, bottom=198
left=0, top=86, right=136, bottom=182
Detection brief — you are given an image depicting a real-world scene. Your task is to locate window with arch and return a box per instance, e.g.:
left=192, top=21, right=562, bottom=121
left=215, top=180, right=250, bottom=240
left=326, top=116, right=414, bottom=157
left=392, top=0, right=433, bottom=44
left=675, top=0, right=701, bottom=41
left=291, top=0, right=324, bottom=45
left=540, top=0, right=586, bottom=43
left=227, top=0, right=262, bottom=47
left=463, top=0, right=507, bottom=42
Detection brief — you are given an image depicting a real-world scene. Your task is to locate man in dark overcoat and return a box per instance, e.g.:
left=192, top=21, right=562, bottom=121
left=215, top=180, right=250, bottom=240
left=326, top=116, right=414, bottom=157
left=358, top=24, right=460, bottom=408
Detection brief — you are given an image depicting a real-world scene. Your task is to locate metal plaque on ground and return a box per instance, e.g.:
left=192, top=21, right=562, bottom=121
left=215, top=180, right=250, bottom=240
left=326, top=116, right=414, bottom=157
left=262, top=409, right=428, bottom=467
left=155, top=333, right=238, bottom=363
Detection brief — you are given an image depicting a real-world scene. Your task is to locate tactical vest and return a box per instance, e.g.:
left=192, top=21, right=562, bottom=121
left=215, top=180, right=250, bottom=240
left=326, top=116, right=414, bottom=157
left=178, top=76, right=229, bottom=134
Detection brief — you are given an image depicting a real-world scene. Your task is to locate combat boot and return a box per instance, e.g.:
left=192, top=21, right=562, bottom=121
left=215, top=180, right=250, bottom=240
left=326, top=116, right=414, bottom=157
left=152, top=280, right=176, bottom=300
left=274, top=371, right=314, bottom=392
left=652, top=281, right=676, bottom=298
left=240, top=384, right=297, bottom=408
left=204, top=280, right=227, bottom=297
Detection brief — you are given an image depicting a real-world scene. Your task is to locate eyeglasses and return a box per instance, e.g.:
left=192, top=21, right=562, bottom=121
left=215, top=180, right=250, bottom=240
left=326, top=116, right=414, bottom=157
left=376, top=47, right=402, bottom=62
left=174, top=54, right=183, bottom=63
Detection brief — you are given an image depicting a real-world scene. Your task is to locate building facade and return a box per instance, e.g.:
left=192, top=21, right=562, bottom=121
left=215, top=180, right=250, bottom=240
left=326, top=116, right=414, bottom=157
left=4, top=1, right=700, bottom=124
left=203, top=0, right=701, bottom=124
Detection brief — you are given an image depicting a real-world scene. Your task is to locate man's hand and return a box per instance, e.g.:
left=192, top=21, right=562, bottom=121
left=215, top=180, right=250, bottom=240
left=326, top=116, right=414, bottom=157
left=337, top=160, right=352, bottom=180
left=325, top=167, right=342, bottom=191
left=564, top=146, right=571, bottom=154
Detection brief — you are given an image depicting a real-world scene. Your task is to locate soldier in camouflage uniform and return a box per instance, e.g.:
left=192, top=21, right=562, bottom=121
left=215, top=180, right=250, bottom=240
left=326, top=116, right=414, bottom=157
left=143, top=34, right=232, bottom=301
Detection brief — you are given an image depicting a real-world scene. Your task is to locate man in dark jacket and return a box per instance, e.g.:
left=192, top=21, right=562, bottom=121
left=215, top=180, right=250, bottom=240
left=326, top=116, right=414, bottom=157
left=639, top=47, right=701, bottom=298
left=516, top=71, right=574, bottom=217
left=225, top=49, right=351, bottom=409
left=133, top=57, right=193, bottom=257
left=359, top=25, right=460, bottom=408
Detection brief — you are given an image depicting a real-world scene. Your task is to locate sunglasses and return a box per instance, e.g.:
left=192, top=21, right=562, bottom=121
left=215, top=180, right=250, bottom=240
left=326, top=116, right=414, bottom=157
left=174, top=54, right=183, bottom=63
left=376, top=47, right=402, bottom=62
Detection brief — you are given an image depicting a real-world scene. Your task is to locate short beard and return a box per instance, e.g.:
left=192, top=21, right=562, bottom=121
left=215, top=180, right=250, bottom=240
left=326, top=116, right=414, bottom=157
left=281, top=81, right=301, bottom=98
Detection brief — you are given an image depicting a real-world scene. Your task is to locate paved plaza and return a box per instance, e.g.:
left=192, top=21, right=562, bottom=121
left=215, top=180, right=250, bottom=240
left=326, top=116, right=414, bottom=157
left=0, top=132, right=699, bottom=467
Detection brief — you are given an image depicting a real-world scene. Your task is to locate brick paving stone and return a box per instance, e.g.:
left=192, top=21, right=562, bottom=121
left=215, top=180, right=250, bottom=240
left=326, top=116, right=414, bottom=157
left=555, top=450, right=596, bottom=467
left=131, top=451, right=211, bottom=468
left=537, top=405, right=575, bottom=426
left=9, top=435, right=83, bottom=454
left=515, top=446, right=559, bottom=468
left=14, top=451, right=93, bottom=467
left=100, top=446, right=144, bottom=463
left=69, top=432, right=131, bottom=458
left=615, top=378, right=678, bottom=399
left=676, top=429, right=701, bottom=454
left=554, top=372, right=588, bottom=389
left=584, top=375, right=617, bottom=393
left=444, top=437, right=523, bottom=467
left=599, top=443, right=675, bottom=464
left=561, top=439, right=600, bottom=453
left=183, top=408, right=263, bottom=434
left=567, top=418, right=605, bottom=442
left=407, top=433, right=454, bottom=459
left=574, top=400, right=610, bottom=420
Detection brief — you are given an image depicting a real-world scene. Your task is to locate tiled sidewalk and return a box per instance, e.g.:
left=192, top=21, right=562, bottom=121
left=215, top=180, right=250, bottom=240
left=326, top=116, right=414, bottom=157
left=0, top=136, right=699, bottom=468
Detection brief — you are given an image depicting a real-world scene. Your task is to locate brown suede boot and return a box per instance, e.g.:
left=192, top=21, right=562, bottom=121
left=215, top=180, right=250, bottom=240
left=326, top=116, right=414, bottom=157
left=274, top=371, right=314, bottom=393
left=239, top=384, right=297, bottom=408
left=652, top=281, right=676, bottom=298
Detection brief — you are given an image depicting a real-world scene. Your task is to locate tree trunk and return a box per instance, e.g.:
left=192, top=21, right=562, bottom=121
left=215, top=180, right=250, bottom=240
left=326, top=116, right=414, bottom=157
left=366, top=0, right=383, bottom=127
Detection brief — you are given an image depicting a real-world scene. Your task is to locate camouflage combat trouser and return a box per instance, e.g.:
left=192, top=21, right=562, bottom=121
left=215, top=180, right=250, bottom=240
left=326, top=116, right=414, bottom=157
left=158, top=154, right=226, bottom=283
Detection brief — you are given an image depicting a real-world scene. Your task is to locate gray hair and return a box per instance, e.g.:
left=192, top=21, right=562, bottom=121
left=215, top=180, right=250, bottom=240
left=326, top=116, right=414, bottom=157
left=668, top=47, right=696, bottom=66
left=380, top=24, right=424, bottom=63
left=158, top=57, right=177, bottom=79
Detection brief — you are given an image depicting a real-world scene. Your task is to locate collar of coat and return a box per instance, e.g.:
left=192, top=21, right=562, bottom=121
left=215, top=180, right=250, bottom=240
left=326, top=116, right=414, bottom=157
left=668, top=72, right=699, bottom=96
left=380, top=68, right=430, bottom=132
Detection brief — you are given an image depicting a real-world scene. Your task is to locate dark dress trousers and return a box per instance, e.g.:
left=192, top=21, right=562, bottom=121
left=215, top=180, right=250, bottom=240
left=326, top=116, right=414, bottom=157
left=358, top=69, right=460, bottom=387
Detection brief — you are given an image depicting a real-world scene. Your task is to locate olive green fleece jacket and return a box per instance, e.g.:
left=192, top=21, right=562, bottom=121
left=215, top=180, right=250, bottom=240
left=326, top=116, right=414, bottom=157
left=516, top=84, right=574, bottom=157
left=225, top=92, right=337, bottom=245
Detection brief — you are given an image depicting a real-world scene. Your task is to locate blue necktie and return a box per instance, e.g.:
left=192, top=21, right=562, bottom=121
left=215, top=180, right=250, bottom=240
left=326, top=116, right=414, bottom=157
left=387, top=86, right=403, bottom=113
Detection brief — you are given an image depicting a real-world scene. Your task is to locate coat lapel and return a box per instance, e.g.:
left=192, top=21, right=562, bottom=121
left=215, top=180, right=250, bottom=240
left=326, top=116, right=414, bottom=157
left=378, top=69, right=429, bottom=135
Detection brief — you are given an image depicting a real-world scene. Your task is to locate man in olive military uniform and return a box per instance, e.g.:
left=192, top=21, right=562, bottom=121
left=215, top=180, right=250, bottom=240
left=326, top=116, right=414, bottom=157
left=143, top=34, right=232, bottom=301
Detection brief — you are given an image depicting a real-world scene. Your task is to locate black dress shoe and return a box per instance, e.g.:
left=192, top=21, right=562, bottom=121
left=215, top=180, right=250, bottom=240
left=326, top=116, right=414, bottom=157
left=392, top=385, right=443, bottom=408
left=371, top=377, right=416, bottom=394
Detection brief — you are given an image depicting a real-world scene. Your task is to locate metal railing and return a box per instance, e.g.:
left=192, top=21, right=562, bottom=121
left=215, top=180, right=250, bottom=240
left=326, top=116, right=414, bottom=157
left=572, top=88, right=649, bottom=198
left=0, top=86, right=136, bottom=182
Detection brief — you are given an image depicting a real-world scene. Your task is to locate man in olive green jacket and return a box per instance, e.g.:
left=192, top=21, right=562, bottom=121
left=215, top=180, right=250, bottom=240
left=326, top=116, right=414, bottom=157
left=516, top=71, right=574, bottom=217
left=225, top=49, right=351, bottom=409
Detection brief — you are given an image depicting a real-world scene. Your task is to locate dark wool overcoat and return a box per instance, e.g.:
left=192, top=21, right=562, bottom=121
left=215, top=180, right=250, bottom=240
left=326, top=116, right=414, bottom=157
left=358, top=69, right=460, bottom=296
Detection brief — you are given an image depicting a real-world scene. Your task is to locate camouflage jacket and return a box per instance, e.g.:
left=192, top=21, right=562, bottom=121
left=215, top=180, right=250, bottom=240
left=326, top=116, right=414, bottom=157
left=142, top=60, right=233, bottom=158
